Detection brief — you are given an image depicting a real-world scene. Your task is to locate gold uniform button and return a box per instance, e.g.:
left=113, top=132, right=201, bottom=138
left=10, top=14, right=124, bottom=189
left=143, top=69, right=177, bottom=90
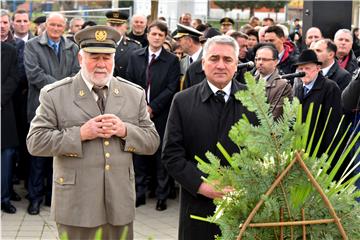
left=104, top=141, right=110, bottom=146
left=105, top=164, right=110, bottom=171
left=105, top=153, right=110, bottom=158
left=59, top=177, right=64, bottom=184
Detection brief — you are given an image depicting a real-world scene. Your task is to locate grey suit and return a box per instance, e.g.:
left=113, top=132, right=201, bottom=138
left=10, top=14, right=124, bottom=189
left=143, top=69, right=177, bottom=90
left=27, top=73, right=160, bottom=227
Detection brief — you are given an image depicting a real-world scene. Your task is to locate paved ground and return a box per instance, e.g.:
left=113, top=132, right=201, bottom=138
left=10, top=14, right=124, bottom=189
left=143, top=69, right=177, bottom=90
left=1, top=184, right=179, bottom=240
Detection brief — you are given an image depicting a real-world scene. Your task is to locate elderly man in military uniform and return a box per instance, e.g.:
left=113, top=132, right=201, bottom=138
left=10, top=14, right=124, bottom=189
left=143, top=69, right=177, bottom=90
left=105, top=10, right=141, bottom=78
left=26, top=25, right=160, bottom=240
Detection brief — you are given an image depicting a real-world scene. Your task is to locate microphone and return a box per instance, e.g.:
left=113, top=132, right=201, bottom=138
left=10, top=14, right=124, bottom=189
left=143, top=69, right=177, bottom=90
left=237, top=61, right=255, bottom=69
left=280, top=72, right=305, bottom=79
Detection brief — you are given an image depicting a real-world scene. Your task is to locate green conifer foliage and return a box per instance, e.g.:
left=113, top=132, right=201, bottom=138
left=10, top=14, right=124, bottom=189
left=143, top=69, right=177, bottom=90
left=193, top=73, right=360, bottom=239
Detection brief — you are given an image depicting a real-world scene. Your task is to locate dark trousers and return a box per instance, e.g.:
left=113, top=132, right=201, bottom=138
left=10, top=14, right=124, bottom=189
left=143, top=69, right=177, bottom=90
left=28, top=155, right=53, bottom=202
left=1, top=148, right=16, bottom=203
left=134, top=147, right=169, bottom=200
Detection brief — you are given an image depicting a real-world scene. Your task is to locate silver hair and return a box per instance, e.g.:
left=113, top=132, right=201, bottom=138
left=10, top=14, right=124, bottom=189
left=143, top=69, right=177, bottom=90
left=131, top=14, right=147, bottom=24
left=334, top=29, right=353, bottom=42
left=0, top=9, right=10, bottom=21
left=202, top=35, right=239, bottom=59
left=46, top=12, right=67, bottom=25
left=69, top=17, right=84, bottom=27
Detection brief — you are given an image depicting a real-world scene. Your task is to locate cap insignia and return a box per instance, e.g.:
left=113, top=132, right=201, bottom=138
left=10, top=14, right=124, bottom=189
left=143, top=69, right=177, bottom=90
left=95, top=30, right=107, bottom=42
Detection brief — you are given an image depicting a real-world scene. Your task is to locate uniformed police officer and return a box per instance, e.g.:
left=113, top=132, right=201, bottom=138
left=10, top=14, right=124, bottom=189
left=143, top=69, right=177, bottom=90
left=26, top=25, right=160, bottom=240
left=105, top=10, right=141, bottom=78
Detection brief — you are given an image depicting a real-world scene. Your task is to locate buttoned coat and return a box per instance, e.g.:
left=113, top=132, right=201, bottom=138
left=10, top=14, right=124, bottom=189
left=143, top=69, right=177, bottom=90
left=162, top=80, right=257, bottom=240
left=255, top=69, right=293, bottom=119
left=24, top=33, right=80, bottom=122
left=26, top=73, right=160, bottom=227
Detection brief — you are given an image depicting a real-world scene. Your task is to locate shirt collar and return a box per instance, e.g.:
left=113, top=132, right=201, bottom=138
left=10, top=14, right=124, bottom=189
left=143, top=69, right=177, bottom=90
left=303, top=74, right=317, bottom=90
left=278, top=50, right=285, bottom=63
left=260, top=70, right=275, bottom=81
left=47, top=35, right=61, bottom=47
left=190, top=47, right=202, bottom=62
left=207, top=80, right=232, bottom=102
left=321, top=60, right=335, bottom=76
left=148, top=47, right=162, bottom=58
left=14, top=33, right=29, bottom=42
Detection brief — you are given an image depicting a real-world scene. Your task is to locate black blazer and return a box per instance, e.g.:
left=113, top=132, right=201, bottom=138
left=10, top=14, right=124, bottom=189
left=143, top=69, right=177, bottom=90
left=126, top=47, right=180, bottom=137
left=325, top=61, right=351, bottom=91
left=1, top=42, right=20, bottom=149
left=162, top=80, right=257, bottom=240
left=294, top=74, right=342, bottom=155
left=183, top=59, right=205, bottom=89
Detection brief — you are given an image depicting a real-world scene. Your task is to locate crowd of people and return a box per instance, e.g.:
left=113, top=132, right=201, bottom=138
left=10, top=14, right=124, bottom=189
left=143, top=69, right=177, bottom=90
left=1, top=8, right=359, bottom=240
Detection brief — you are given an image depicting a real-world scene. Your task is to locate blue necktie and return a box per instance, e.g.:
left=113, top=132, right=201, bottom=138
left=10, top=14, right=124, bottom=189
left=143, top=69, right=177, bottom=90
left=52, top=43, right=60, bottom=60
left=303, top=86, right=309, bottom=96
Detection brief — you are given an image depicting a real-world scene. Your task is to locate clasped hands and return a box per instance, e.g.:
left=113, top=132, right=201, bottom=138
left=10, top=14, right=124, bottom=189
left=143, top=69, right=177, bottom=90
left=80, top=114, right=127, bottom=141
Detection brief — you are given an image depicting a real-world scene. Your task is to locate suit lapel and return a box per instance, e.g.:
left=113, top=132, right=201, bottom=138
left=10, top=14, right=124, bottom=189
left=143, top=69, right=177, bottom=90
left=104, top=78, right=125, bottom=115
left=73, top=73, right=102, bottom=118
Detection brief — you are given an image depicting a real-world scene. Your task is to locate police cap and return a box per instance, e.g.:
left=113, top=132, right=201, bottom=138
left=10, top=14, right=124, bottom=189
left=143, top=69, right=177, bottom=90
left=74, top=25, right=121, bottom=53
left=173, top=23, right=203, bottom=39
left=105, top=11, right=129, bottom=24
left=220, top=17, right=235, bottom=25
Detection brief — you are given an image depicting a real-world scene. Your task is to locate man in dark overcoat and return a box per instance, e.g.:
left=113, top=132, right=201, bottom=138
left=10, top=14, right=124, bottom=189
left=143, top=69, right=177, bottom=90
left=162, top=35, right=257, bottom=240
left=126, top=20, right=180, bottom=211
left=293, top=49, right=342, bottom=156
left=1, top=42, right=20, bottom=214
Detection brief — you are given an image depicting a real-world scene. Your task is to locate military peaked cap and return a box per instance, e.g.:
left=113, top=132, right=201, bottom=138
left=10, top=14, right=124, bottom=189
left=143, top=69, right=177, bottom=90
left=105, top=11, right=129, bottom=24
left=220, top=17, right=235, bottom=25
left=74, top=25, right=121, bottom=53
left=173, top=23, right=203, bottom=39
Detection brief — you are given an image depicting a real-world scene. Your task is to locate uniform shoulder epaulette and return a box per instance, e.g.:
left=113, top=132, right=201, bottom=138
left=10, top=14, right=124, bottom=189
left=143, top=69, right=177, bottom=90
left=126, top=37, right=141, bottom=46
left=116, top=76, right=144, bottom=90
left=43, top=77, right=73, bottom=92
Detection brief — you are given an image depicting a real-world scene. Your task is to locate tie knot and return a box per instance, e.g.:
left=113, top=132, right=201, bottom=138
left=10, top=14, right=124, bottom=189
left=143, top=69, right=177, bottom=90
left=303, top=86, right=309, bottom=95
left=215, top=90, right=226, bottom=103
left=93, top=86, right=107, bottom=97
left=189, top=57, right=193, bottom=64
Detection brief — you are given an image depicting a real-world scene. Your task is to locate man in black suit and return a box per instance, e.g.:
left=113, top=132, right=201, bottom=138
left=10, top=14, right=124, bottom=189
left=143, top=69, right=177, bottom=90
left=293, top=49, right=342, bottom=156
left=311, top=38, right=351, bottom=91
left=106, top=10, right=141, bottom=79
left=1, top=42, right=20, bottom=214
left=126, top=20, right=180, bottom=211
left=162, top=35, right=257, bottom=240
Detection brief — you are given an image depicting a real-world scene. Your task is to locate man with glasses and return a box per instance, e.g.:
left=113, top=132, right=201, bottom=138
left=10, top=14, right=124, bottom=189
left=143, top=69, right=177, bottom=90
left=254, top=44, right=293, bottom=119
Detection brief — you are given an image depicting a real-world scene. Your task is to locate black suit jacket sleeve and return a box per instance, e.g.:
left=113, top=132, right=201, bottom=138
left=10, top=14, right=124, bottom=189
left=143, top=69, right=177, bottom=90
left=342, top=75, right=360, bottom=111
left=162, top=95, right=203, bottom=196
left=150, top=56, right=180, bottom=115
left=1, top=43, right=20, bottom=108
